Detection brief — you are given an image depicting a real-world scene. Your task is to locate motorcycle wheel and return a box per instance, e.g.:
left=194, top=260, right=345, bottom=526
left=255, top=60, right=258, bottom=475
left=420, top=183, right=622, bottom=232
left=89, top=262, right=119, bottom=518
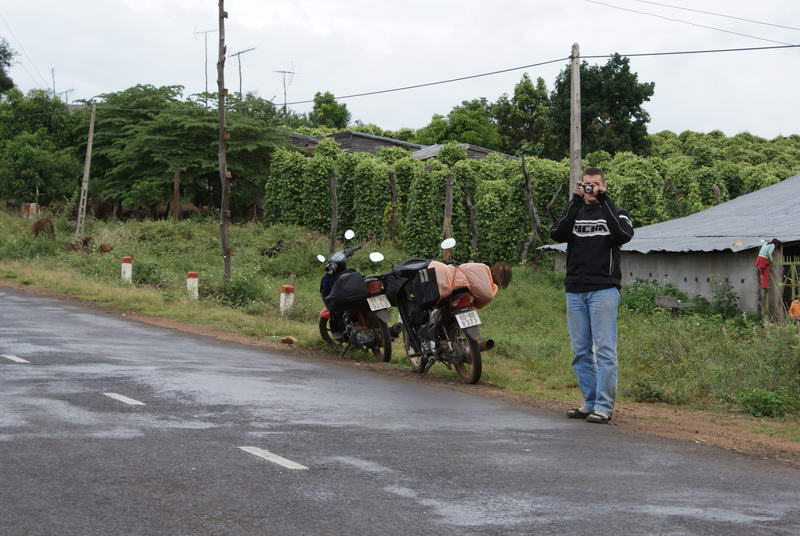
left=404, top=325, right=428, bottom=373
left=446, top=319, right=482, bottom=384
left=370, top=320, right=392, bottom=363
left=319, top=316, right=340, bottom=348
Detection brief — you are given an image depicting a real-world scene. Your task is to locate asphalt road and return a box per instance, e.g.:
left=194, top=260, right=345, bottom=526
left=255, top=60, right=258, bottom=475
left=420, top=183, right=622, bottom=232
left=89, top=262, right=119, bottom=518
left=2, top=286, right=799, bottom=536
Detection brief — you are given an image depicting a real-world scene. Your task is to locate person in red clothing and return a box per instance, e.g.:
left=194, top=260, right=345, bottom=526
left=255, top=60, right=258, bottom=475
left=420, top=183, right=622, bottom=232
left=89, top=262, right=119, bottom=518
left=755, top=238, right=781, bottom=289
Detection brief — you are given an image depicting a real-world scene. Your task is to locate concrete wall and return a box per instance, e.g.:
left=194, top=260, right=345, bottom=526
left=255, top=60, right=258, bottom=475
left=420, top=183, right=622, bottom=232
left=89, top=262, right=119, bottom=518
left=553, top=250, right=763, bottom=312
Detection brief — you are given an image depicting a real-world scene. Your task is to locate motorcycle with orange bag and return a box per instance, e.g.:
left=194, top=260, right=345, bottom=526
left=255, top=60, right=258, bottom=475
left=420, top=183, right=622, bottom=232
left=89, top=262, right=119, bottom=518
left=383, top=238, right=496, bottom=383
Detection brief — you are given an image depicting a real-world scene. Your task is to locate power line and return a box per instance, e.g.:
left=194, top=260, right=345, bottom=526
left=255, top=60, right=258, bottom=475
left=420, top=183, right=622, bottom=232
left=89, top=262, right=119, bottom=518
left=583, top=0, right=795, bottom=46
left=0, top=12, right=50, bottom=88
left=3, top=43, right=799, bottom=118
left=283, top=57, right=571, bottom=105
left=630, top=0, right=800, bottom=32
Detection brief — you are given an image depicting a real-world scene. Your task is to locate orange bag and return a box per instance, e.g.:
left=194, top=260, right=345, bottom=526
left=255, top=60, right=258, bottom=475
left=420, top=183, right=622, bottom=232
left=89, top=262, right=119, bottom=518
left=428, top=261, right=498, bottom=309
left=454, top=263, right=498, bottom=309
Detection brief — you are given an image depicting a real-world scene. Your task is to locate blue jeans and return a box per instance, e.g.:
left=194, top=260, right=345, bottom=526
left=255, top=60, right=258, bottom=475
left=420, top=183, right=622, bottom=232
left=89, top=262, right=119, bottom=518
left=566, top=287, right=620, bottom=417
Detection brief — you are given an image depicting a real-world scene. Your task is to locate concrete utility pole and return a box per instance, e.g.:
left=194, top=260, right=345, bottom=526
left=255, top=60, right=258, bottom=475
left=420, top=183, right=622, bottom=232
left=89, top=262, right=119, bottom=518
left=569, top=42, right=582, bottom=196
left=194, top=28, right=218, bottom=96
left=229, top=47, right=255, bottom=99
left=75, top=102, right=96, bottom=241
left=218, top=1, right=232, bottom=285
left=50, top=68, right=56, bottom=98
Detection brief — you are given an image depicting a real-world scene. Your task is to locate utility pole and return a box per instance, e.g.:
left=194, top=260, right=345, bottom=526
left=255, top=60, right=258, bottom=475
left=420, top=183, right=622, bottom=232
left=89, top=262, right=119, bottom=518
left=569, top=42, right=582, bottom=196
left=229, top=47, right=255, bottom=99
left=274, top=69, right=295, bottom=122
left=58, top=88, right=74, bottom=104
left=194, top=28, right=218, bottom=97
left=50, top=68, right=56, bottom=98
left=75, top=102, right=96, bottom=241
left=218, top=1, right=232, bottom=285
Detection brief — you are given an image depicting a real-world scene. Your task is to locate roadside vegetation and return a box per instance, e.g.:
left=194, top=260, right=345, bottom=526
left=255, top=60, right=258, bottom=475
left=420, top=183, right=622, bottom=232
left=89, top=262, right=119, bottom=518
left=2, top=211, right=798, bottom=430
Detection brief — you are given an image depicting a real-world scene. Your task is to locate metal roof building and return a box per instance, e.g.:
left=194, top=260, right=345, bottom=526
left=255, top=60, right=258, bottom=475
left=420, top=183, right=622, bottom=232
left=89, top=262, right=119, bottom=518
left=412, top=143, right=516, bottom=162
left=544, top=173, right=800, bottom=314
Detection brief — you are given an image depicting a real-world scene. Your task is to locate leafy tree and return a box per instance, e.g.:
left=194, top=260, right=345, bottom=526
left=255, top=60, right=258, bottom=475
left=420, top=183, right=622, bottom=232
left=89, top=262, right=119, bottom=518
left=550, top=54, right=654, bottom=157
left=309, top=91, right=350, bottom=129
left=0, top=37, right=14, bottom=93
left=491, top=74, right=553, bottom=156
left=0, top=88, right=79, bottom=147
left=416, top=98, right=501, bottom=150
left=0, top=130, right=79, bottom=203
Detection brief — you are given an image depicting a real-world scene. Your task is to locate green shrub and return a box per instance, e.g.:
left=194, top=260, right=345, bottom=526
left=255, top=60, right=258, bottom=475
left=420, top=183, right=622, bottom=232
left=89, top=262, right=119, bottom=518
left=626, top=379, right=667, bottom=403
left=737, top=387, right=792, bottom=418
left=132, top=258, right=169, bottom=287
left=621, top=279, right=688, bottom=313
left=220, top=272, right=267, bottom=307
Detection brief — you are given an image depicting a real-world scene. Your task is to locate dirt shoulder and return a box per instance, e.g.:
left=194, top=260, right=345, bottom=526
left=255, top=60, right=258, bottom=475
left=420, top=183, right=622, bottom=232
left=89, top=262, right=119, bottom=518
left=3, top=279, right=799, bottom=469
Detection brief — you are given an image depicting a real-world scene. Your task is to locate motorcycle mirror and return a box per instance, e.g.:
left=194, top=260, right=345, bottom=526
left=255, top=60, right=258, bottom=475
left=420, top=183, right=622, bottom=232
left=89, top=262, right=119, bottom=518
left=369, top=252, right=385, bottom=263
left=316, top=254, right=326, bottom=263
left=344, top=229, right=355, bottom=240
left=440, top=237, right=457, bottom=250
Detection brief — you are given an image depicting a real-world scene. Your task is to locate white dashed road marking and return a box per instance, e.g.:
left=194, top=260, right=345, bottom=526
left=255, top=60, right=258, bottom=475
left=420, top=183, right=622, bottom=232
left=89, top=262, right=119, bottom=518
left=1, top=354, right=30, bottom=363
left=102, top=392, right=146, bottom=406
left=238, top=446, right=308, bottom=470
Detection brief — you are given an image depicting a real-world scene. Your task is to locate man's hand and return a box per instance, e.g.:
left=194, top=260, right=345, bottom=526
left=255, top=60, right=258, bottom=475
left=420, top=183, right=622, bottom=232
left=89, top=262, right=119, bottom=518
left=574, top=183, right=586, bottom=198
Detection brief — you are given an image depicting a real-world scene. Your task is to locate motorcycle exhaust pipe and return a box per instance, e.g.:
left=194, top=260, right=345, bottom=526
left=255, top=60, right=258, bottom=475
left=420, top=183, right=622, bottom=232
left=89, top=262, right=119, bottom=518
left=480, top=339, right=494, bottom=351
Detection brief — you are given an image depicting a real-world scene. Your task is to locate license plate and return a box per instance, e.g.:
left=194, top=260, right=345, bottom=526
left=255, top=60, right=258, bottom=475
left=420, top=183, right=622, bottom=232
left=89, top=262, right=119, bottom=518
left=367, top=294, right=391, bottom=311
left=456, top=310, right=481, bottom=328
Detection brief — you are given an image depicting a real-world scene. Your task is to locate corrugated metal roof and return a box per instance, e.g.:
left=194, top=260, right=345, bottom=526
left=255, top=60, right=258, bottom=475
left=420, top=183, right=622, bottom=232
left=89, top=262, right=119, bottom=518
left=542, top=173, right=800, bottom=254
left=412, top=143, right=516, bottom=161
left=332, top=131, right=425, bottom=150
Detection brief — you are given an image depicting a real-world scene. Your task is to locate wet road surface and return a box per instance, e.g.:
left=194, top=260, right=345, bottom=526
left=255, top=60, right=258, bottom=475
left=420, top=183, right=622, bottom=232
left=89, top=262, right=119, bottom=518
left=1, top=286, right=799, bottom=535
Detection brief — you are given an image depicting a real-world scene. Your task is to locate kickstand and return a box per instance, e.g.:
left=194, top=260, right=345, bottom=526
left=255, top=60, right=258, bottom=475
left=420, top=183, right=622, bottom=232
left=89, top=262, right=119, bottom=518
left=422, top=358, right=435, bottom=376
left=339, top=343, right=352, bottom=358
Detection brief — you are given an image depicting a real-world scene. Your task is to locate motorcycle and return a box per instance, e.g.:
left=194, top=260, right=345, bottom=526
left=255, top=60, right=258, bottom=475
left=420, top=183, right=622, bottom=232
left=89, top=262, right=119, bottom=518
left=317, top=231, right=393, bottom=362
left=387, top=238, right=494, bottom=384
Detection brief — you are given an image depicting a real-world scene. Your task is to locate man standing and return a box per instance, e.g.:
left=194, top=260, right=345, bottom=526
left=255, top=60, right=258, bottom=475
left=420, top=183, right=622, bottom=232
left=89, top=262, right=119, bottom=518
left=550, top=168, right=634, bottom=424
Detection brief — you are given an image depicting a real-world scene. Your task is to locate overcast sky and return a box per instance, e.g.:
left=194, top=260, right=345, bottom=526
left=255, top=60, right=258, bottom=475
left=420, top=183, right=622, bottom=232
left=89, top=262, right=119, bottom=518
left=3, top=1, right=799, bottom=138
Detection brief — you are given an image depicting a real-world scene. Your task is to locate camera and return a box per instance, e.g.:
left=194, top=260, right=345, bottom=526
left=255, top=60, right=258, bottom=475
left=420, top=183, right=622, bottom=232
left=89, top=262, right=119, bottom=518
left=582, top=184, right=594, bottom=194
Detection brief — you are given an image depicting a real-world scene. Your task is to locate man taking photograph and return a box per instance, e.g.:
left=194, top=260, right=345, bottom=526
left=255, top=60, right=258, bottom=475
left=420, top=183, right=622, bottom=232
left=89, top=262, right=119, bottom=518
left=550, top=168, right=634, bottom=424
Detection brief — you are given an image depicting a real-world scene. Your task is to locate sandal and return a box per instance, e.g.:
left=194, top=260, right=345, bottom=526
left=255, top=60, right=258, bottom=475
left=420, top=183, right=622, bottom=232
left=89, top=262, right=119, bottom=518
left=566, top=407, right=591, bottom=419
left=586, top=412, right=611, bottom=424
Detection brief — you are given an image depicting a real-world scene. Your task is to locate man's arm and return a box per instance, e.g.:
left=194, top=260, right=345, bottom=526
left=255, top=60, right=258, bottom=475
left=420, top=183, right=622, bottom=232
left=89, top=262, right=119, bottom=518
left=550, top=194, right=583, bottom=242
left=596, top=192, right=634, bottom=245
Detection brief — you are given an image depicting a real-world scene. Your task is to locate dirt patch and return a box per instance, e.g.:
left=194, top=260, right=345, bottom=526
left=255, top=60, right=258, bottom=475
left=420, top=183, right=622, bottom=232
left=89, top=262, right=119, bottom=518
left=2, top=279, right=799, bottom=468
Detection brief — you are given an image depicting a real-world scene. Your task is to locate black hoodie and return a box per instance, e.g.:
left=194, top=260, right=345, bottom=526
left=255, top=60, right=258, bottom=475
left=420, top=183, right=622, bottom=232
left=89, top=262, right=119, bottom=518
left=550, top=192, right=634, bottom=293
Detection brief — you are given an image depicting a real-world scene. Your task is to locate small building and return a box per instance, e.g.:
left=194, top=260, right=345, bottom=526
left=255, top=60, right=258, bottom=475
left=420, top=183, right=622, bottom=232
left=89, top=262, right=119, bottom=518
left=289, top=133, right=320, bottom=151
left=544, top=173, right=800, bottom=314
left=330, top=131, right=425, bottom=154
left=412, top=143, right=516, bottom=161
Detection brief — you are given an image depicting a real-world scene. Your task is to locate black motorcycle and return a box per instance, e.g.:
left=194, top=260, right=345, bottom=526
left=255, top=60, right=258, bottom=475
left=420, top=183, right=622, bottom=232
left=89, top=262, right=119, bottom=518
left=386, top=239, right=493, bottom=384
left=317, top=232, right=393, bottom=362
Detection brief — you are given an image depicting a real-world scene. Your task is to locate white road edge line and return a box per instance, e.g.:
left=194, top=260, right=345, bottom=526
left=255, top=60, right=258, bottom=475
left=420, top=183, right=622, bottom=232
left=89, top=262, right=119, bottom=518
left=238, top=446, right=308, bottom=470
left=1, top=354, right=30, bottom=363
left=102, top=392, right=146, bottom=406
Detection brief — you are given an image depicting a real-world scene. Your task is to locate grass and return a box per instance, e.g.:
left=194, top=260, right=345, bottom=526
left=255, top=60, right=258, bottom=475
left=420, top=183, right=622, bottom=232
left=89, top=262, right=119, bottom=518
left=1, top=210, right=799, bottom=432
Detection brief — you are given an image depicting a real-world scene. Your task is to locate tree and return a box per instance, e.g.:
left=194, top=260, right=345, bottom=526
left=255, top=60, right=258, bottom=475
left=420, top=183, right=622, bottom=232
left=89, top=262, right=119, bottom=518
left=550, top=54, right=654, bottom=157
left=0, top=130, right=79, bottom=203
left=309, top=91, right=350, bottom=129
left=491, top=74, right=553, bottom=156
left=416, top=98, right=501, bottom=150
left=0, top=88, right=79, bottom=147
left=0, top=37, right=15, bottom=93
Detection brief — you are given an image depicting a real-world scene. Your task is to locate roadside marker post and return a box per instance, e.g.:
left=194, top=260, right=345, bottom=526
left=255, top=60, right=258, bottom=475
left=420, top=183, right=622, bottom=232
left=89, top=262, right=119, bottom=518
left=187, top=272, right=199, bottom=300
left=121, top=256, right=133, bottom=284
left=279, top=284, right=295, bottom=316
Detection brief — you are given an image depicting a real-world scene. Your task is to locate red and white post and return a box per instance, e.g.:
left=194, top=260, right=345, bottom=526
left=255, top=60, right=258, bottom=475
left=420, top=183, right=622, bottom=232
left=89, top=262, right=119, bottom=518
left=121, top=256, right=133, bottom=283
left=279, top=284, right=295, bottom=316
left=186, top=272, right=199, bottom=300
